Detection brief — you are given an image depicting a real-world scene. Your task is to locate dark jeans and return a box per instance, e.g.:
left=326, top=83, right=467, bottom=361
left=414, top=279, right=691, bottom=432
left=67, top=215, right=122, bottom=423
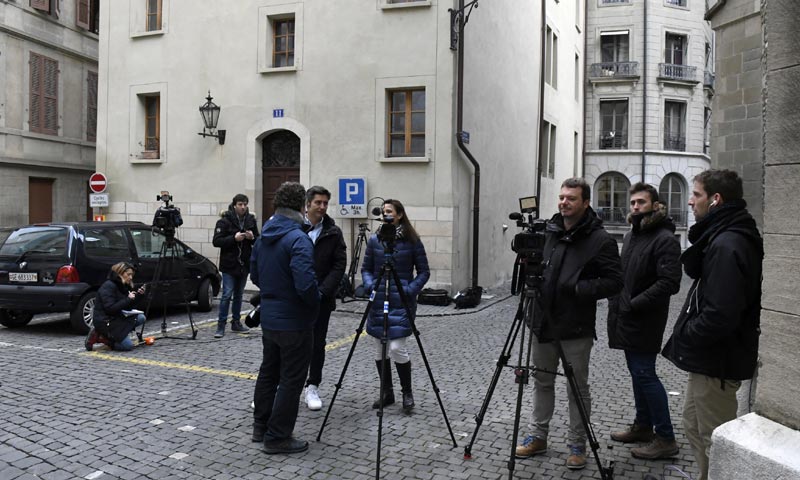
left=218, top=272, right=246, bottom=323
left=253, top=329, right=313, bottom=441
left=306, top=306, right=332, bottom=387
left=625, top=350, right=675, bottom=439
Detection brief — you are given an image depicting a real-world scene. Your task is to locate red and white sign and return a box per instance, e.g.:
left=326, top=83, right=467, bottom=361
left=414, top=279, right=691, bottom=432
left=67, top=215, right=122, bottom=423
left=89, top=172, right=107, bottom=194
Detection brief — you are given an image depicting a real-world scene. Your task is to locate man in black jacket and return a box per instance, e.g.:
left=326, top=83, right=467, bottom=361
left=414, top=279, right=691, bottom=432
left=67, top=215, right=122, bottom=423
left=302, top=186, right=347, bottom=411
left=607, top=182, right=682, bottom=459
left=662, top=170, right=762, bottom=480
left=213, top=193, right=259, bottom=338
left=516, top=178, right=623, bottom=471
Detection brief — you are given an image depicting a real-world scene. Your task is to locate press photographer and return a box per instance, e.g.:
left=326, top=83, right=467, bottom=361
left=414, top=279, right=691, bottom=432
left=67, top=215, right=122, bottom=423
left=515, top=177, right=622, bottom=471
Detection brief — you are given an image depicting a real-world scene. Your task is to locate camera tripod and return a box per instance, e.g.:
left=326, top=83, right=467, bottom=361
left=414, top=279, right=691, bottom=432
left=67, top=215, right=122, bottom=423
left=463, top=256, right=614, bottom=480
left=137, top=234, right=198, bottom=341
left=317, top=244, right=458, bottom=480
left=339, top=222, right=370, bottom=303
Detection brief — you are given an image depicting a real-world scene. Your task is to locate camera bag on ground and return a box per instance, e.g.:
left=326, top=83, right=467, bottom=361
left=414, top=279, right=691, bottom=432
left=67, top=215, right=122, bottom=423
left=417, top=288, right=452, bottom=306
left=453, top=286, right=483, bottom=309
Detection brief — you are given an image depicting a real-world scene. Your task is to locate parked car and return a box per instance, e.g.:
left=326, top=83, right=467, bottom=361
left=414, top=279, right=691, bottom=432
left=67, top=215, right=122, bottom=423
left=0, top=221, right=221, bottom=334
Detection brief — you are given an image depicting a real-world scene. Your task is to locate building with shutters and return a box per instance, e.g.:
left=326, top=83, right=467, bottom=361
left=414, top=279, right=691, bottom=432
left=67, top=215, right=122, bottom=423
left=0, top=0, right=100, bottom=225
left=96, top=0, right=585, bottom=292
left=583, top=0, right=714, bottom=247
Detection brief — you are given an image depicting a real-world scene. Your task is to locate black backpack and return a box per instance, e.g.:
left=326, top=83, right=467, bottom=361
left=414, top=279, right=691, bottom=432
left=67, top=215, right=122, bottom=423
left=453, top=286, right=483, bottom=309
left=417, top=288, right=452, bottom=306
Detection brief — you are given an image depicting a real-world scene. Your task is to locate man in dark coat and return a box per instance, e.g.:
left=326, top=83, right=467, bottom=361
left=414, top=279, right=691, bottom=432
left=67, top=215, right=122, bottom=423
left=212, top=193, right=259, bottom=338
left=662, top=170, right=762, bottom=480
left=302, top=186, right=347, bottom=411
left=250, top=182, right=319, bottom=455
left=607, top=182, right=682, bottom=459
left=516, top=178, right=623, bottom=471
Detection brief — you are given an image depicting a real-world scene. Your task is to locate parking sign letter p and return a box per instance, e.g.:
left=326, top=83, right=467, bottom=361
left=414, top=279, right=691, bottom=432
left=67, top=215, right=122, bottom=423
left=346, top=183, right=359, bottom=202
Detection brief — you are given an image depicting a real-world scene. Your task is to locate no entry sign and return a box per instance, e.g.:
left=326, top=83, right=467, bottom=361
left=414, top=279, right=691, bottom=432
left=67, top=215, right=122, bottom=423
left=89, top=172, right=107, bottom=194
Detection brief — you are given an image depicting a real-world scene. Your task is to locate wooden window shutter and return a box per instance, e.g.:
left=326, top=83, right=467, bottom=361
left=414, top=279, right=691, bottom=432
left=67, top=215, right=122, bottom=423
left=31, top=0, right=50, bottom=11
left=76, top=0, right=90, bottom=29
left=42, top=57, right=59, bottom=135
left=87, top=71, right=98, bottom=142
left=29, top=53, right=43, bottom=133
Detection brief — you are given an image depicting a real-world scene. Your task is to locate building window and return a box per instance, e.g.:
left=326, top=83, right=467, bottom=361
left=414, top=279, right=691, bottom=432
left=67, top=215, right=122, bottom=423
left=600, top=100, right=628, bottom=149
left=573, top=131, right=580, bottom=177
left=601, top=0, right=631, bottom=4
left=146, top=0, right=162, bottom=32
left=387, top=89, right=425, bottom=157
left=665, top=0, right=687, bottom=7
left=575, top=0, right=582, bottom=31
left=87, top=71, right=98, bottom=142
left=545, top=26, right=558, bottom=88
left=664, top=101, right=686, bottom=151
left=659, top=174, right=686, bottom=225
left=76, top=0, right=100, bottom=34
left=704, top=107, right=711, bottom=154
left=575, top=53, right=580, bottom=101
left=29, top=52, right=59, bottom=136
left=143, top=95, right=160, bottom=158
left=30, top=0, right=52, bottom=13
left=540, top=121, right=556, bottom=179
left=595, top=172, right=630, bottom=224
left=272, top=18, right=295, bottom=68
left=665, top=33, right=686, bottom=65
left=601, top=31, right=629, bottom=63
left=388, top=0, right=426, bottom=3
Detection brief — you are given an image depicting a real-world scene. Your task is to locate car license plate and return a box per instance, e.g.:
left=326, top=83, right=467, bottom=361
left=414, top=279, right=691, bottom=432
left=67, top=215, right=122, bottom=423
left=9, top=272, right=38, bottom=283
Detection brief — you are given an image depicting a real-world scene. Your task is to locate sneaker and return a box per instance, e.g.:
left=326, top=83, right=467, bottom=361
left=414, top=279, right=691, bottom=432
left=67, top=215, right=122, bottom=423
left=566, top=444, right=587, bottom=470
left=305, top=385, right=322, bottom=411
left=231, top=319, right=249, bottom=333
left=263, top=437, right=309, bottom=454
left=611, top=423, right=654, bottom=443
left=250, top=400, right=255, bottom=409
left=515, top=435, right=547, bottom=458
left=84, top=327, right=99, bottom=351
left=631, top=435, right=679, bottom=460
left=214, top=325, right=225, bottom=338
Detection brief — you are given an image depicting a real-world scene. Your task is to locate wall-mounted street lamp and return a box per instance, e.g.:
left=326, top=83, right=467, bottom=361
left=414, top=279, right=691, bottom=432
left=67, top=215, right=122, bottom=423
left=198, top=91, right=226, bottom=145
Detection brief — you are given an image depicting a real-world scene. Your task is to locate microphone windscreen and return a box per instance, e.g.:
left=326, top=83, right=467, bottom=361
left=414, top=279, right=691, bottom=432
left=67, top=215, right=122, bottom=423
left=371, top=206, right=382, bottom=216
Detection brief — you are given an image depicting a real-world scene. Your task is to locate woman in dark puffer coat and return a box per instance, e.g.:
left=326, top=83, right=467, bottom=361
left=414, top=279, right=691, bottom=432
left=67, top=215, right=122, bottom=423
left=85, top=262, right=146, bottom=351
left=362, top=199, right=430, bottom=412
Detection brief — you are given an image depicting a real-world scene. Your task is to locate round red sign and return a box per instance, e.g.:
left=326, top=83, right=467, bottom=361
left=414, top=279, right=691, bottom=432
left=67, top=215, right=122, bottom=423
left=89, top=172, right=107, bottom=194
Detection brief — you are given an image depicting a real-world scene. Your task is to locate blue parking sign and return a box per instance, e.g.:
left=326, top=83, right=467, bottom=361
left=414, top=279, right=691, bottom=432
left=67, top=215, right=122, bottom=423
left=337, top=177, right=367, bottom=218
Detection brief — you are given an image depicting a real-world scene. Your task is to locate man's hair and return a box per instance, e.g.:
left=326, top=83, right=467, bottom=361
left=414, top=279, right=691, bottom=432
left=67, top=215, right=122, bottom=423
left=274, top=182, right=306, bottom=212
left=232, top=193, right=249, bottom=205
left=694, top=169, right=743, bottom=202
left=306, top=185, right=331, bottom=203
left=629, top=182, right=659, bottom=203
left=561, top=177, right=591, bottom=201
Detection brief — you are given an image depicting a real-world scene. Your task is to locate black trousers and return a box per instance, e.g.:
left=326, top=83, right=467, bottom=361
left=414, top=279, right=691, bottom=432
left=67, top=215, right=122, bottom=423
left=253, top=328, right=313, bottom=441
left=306, top=305, right=333, bottom=387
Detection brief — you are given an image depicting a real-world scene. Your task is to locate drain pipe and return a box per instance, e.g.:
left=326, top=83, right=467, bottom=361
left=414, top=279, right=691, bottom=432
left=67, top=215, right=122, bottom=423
left=641, top=0, right=648, bottom=180
left=454, top=0, right=481, bottom=290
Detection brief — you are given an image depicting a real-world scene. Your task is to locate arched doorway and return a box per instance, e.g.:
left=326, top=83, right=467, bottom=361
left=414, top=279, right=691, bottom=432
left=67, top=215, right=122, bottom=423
left=261, top=130, right=300, bottom=219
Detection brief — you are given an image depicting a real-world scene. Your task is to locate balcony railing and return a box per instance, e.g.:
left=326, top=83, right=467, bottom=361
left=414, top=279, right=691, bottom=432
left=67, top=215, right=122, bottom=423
left=659, top=63, right=697, bottom=82
left=589, top=62, right=640, bottom=79
left=600, top=130, right=628, bottom=149
left=596, top=207, right=628, bottom=225
left=664, top=134, right=686, bottom=151
left=704, top=70, right=716, bottom=89
left=667, top=208, right=687, bottom=226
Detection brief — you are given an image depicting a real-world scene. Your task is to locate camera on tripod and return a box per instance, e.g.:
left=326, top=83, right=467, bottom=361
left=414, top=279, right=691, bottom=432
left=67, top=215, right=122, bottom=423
left=152, top=190, right=183, bottom=240
left=509, top=196, right=547, bottom=291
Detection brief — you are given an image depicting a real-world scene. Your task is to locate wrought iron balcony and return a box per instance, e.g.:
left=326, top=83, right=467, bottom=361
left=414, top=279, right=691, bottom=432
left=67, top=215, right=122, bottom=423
left=596, top=207, right=628, bottom=225
left=589, top=62, right=640, bottom=80
left=704, top=70, right=716, bottom=90
left=658, top=63, right=698, bottom=83
left=600, top=130, right=628, bottom=149
left=664, top=134, right=686, bottom=151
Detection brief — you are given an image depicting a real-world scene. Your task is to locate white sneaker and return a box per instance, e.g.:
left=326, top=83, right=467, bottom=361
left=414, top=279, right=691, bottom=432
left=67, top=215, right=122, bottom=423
left=250, top=400, right=255, bottom=410
left=305, top=385, right=322, bottom=411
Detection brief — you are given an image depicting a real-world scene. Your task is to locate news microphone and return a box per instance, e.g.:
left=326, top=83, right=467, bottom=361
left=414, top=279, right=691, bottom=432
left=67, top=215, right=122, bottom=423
left=371, top=206, right=383, bottom=216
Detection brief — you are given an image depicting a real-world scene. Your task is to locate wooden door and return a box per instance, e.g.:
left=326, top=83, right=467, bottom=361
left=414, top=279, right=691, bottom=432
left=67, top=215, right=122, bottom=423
left=28, top=177, right=54, bottom=223
left=261, top=130, right=301, bottom=219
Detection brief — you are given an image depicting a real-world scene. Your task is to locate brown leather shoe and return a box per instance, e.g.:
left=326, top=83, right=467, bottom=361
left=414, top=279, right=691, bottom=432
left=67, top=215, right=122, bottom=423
left=515, top=435, right=547, bottom=458
left=611, top=423, right=654, bottom=443
left=566, top=444, right=587, bottom=470
left=631, top=435, right=679, bottom=460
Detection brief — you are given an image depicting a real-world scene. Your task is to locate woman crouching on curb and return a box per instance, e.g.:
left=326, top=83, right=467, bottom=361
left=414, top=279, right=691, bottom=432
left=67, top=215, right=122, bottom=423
left=85, top=262, right=146, bottom=351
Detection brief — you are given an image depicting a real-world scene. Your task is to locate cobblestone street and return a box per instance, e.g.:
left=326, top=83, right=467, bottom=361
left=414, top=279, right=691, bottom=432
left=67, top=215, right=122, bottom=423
left=0, top=279, right=699, bottom=480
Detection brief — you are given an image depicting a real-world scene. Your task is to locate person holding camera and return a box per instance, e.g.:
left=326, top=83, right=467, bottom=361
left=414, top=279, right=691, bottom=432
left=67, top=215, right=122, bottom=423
left=361, top=199, right=430, bottom=413
left=515, top=178, right=622, bottom=470
left=85, top=262, right=146, bottom=351
left=213, top=193, right=259, bottom=338
left=302, top=186, right=347, bottom=411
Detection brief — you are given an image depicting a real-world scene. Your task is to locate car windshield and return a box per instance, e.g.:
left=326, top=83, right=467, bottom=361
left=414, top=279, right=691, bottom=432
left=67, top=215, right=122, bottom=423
left=0, top=226, right=69, bottom=258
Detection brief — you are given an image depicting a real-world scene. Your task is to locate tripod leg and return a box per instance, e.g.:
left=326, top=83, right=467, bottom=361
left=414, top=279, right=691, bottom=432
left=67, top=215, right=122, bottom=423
left=507, top=292, right=536, bottom=480
left=390, top=267, right=458, bottom=448
left=316, top=267, right=386, bottom=442
left=140, top=241, right=169, bottom=341
left=463, top=295, right=526, bottom=459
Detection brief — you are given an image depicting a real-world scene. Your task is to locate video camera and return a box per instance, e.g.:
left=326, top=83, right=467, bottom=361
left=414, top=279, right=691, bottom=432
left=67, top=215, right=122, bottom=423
left=509, top=196, right=547, bottom=292
left=152, top=191, right=183, bottom=240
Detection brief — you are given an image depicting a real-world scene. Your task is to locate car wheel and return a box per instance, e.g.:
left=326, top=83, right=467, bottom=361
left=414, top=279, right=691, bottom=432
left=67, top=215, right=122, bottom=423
left=0, top=309, right=34, bottom=329
left=196, top=278, right=213, bottom=312
left=70, top=291, right=97, bottom=334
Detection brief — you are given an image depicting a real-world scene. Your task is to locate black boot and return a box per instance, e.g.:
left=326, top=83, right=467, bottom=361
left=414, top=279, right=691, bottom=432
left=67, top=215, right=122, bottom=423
left=395, top=361, right=414, bottom=412
left=372, top=360, right=395, bottom=409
